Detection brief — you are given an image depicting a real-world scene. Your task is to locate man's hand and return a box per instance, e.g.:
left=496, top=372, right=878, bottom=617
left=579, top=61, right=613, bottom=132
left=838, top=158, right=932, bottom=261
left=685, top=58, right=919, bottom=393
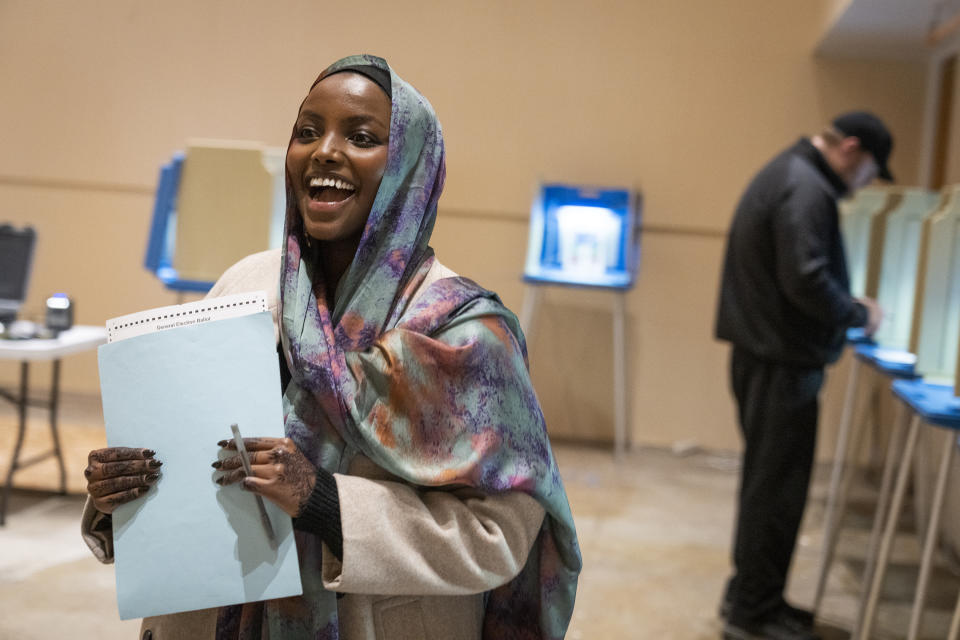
left=856, top=296, right=884, bottom=337
left=214, top=437, right=317, bottom=518
left=85, top=447, right=162, bottom=514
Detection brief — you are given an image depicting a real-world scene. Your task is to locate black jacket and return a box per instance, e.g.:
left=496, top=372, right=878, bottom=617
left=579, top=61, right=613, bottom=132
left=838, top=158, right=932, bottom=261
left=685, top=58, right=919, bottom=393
left=715, top=139, right=867, bottom=367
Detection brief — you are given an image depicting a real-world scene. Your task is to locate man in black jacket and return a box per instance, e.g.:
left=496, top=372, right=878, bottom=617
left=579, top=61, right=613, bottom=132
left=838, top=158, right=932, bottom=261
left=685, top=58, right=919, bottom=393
left=715, top=111, right=891, bottom=640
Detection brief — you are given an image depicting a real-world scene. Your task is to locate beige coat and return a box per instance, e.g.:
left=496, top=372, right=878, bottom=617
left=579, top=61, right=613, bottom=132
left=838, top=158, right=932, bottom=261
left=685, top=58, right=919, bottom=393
left=82, top=249, right=545, bottom=639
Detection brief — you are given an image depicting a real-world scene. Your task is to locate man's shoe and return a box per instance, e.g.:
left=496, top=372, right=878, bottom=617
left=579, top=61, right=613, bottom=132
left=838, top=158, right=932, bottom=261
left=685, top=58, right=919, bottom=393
left=719, top=600, right=815, bottom=629
left=780, top=603, right=814, bottom=628
left=722, top=610, right=821, bottom=640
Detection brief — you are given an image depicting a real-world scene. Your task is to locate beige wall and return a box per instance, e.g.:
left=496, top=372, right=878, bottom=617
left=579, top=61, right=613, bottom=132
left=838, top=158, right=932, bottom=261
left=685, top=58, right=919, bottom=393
left=0, top=0, right=928, bottom=454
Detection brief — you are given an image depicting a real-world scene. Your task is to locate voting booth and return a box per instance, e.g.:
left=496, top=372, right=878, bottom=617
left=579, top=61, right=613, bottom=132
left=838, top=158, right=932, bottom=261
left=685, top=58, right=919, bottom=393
left=906, top=184, right=960, bottom=534
left=815, top=186, right=943, bottom=616
left=910, top=186, right=960, bottom=386
left=145, top=140, right=286, bottom=293
left=854, top=185, right=960, bottom=640
left=909, top=184, right=960, bottom=567
left=520, top=183, right=641, bottom=457
left=839, top=187, right=903, bottom=299
left=523, top=184, right=639, bottom=289
left=872, top=188, right=943, bottom=350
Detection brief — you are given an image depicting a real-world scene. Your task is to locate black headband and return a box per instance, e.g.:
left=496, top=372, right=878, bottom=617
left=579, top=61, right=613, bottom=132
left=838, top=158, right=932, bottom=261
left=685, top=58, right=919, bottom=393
left=324, top=65, right=392, bottom=99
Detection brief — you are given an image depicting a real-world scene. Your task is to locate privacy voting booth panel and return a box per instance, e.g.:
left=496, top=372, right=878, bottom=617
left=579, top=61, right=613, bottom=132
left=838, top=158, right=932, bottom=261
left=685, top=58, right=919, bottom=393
left=911, top=185, right=960, bottom=386
left=172, top=140, right=286, bottom=284
left=904, top=187, right=960, bottom=569
left=872, top=188, right=942, bottom=350
left=839, top=187, right=901, bottom=299
left=523, top=184, right=640, bottom=290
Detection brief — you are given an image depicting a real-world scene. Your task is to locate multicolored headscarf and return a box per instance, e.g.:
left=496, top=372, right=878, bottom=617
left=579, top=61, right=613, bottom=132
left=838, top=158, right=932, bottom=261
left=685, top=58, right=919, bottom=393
left=218, top=55, right=580, bottom=640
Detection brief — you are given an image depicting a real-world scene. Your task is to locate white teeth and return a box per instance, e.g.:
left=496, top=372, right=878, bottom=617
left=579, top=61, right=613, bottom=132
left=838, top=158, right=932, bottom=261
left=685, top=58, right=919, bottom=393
left=308, top=177, right=355, bottom=191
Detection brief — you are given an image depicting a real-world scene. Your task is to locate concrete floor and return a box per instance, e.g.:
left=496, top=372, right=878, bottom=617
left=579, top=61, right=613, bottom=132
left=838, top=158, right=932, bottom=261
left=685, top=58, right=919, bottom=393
left=0, top=395, right=958, bottom=639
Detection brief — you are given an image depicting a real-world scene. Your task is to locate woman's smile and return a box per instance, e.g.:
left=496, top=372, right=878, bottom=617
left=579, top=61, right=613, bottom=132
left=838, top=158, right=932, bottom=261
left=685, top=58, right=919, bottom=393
left=303, top=173, right=358, bottom=215
left=287, top=72, right=391, bottom=249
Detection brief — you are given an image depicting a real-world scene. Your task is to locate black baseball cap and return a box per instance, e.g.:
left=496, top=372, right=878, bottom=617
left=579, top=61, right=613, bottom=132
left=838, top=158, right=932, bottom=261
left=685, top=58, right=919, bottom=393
left=832, top=111, right=894, bottom=182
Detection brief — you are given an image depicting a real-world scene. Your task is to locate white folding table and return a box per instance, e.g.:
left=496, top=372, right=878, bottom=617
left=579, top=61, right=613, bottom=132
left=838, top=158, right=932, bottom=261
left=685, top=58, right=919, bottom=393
left=0, top=325, right=106, bottom=524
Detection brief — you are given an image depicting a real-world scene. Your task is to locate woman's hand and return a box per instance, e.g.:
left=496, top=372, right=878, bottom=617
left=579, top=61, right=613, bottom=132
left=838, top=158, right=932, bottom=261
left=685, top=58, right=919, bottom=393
left=214, top=437, right=317, bottom=518
left=85, top=447, right=162, bottom=514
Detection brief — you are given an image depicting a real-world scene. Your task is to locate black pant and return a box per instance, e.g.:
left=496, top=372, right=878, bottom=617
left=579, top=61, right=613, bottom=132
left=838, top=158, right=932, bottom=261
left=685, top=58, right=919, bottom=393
left=726, top=347, right=824, bottom=624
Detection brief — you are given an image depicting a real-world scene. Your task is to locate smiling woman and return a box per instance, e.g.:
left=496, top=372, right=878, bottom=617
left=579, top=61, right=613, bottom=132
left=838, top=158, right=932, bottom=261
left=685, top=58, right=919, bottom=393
left=80, top=55, right=581, bottom=640
left=287, top=72, right=391, bottom=302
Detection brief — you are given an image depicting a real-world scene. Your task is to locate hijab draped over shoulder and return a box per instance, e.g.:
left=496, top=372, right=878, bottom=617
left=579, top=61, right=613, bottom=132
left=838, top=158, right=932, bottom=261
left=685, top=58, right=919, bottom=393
left=217, top=54, right=580, bottom=640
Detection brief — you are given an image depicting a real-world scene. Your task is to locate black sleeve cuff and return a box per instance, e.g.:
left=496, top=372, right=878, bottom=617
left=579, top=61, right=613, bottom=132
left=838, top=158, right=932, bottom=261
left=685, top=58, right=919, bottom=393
left=292, top=467, right=343, bottom=561
left=850, top=301, right=869, bottom=328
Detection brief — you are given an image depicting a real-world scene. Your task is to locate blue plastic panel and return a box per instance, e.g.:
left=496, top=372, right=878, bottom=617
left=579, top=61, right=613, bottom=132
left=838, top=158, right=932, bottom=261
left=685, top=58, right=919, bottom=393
left=144, top=153, right=184, bottom=273
left=846, top=327, right=876, bottom=345
left=144, top=152, right=213, bottom=293
left=854, top=343, right=919, bottom=379
left=891, top=379, right=960, bottom=430
left=523, top=184, right=640, bottom=289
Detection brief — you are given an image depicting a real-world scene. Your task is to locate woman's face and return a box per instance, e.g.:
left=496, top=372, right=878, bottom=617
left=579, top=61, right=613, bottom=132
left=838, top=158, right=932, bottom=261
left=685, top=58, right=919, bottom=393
left=287, top=72, right=391, bottom=245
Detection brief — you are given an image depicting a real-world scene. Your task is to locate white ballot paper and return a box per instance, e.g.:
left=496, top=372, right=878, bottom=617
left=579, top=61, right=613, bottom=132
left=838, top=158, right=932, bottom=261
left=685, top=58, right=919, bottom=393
left=98, top=292, right=302, bottom=620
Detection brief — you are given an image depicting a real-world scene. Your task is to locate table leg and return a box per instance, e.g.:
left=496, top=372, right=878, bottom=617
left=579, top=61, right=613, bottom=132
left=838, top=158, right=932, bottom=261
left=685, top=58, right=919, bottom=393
left=856, top=413, right=922, bottom=640
left=813, top=357, right=862, bottom=613
left=48, top=359, right=66, bottom=494
left=519, top=285, right=542, bottom=340
left=854, top=400, right=909, bottom=632
left=613, top=292, right=628, bottom=460
left=0, top=361, right=29, bottom=526
left=906, top=429, right=955, bottom=640
left=949, top=589, right=960, bottom=640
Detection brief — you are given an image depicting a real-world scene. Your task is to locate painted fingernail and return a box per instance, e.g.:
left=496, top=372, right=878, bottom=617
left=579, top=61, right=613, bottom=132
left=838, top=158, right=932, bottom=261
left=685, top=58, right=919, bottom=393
left=148, top=459, right=163, bottom=469
left=215, top=476, right=224, bottom=485
left=145, top=472, right=160, bottom=482
left=144, top=449, right=156, bottom=457
left=211, top=460, right=222, bottom=469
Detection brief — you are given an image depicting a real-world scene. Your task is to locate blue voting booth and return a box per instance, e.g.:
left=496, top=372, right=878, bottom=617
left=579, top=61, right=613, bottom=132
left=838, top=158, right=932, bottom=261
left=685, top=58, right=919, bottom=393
left=143, top=152, right=214, bottom=293
left=523, top=184, right=640, bottom=290
left=815, top=187, right=938, bottom=613
left=144, top=142, right=287, bottom=295
left=815, top=185, right=960, bottom=637
left=520, top=183, right=642, bottom=457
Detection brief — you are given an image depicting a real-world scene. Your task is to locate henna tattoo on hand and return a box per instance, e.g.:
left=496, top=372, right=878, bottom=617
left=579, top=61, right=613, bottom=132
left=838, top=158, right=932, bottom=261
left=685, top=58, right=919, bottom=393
left=273, top=447, right=316, bottom=516
left=212, top=437, right=316, bottom=516
left=108, top=461, right=139, bottom=476
left=104, top=488, right=142, bottom=506
left=86, top=447, right=159, bottom=514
